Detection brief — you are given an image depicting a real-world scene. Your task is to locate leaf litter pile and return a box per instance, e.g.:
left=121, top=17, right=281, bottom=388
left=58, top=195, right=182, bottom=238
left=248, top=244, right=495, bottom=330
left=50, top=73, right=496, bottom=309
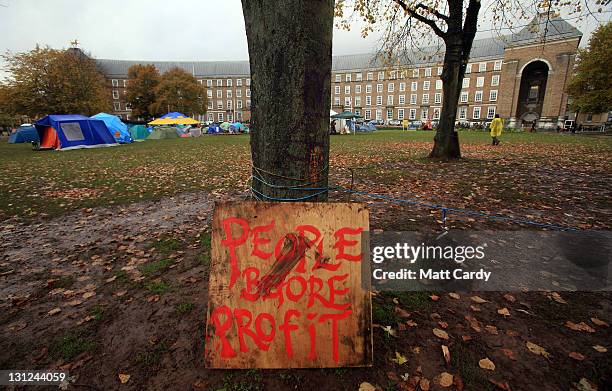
left=0, top=131, right=611, bottom=390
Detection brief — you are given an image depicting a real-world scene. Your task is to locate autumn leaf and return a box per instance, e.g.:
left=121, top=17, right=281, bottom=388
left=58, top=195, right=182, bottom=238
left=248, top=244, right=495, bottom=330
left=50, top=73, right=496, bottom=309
left=391, top=351, right=408, bottom=365
left=118, top=373, right=130, bottom=384
left=419, top=378, right=430, bottom=391
left=526, top=341, right=550, bottom=359
left=489, top=378, right=512, bottom=390
left=565, top=321, right=596, bottom=333
left=47, top=307, right=61, bottom=316
left=430, top=294, right=440, bottom=301
left=436, top=372, right=454, bottom=388
left=382, top=325, right=397, bottom=337
left=497, top=307, right=510, bottom=317
left=592, top=345, right=607, bottom=353
left=406, top=320, right=418, bottom=327
left=433, top=328, right=449, bottom=340
left=394, top=306, right=411, bottom=318
left=82, top=291, right=96, bottom=299
left=501, top=349, right=517, bottom=361
left=448, top=292, right=460, bottom=300
left=479, top=357, right=496, bottom=371
left=590, top=317, right=609, bottom=327
left=470, top=296, right=488, bottom=304
left=442, top=345, right=450, bottom=364
left=575, top=378, right=598, bottom=391
left=502, top=294, right=515, bottom=303
left=568, top=351, right=586, bottom=361
left=549, top=292, right=567, bottom=304
left=359, top=382, right=377, bottom=391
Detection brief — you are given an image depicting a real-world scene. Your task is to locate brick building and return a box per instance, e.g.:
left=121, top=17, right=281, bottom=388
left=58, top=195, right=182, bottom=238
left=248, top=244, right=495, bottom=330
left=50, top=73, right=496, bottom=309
left=96, top=14, right=586, bottom=129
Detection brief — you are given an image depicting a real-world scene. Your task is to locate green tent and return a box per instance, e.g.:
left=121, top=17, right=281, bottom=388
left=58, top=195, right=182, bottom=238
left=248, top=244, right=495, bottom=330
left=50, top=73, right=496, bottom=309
left=147, top=126, right=179, bottom=140
left=331, top=111, right=363, bottom=119
left=129, top=125, right=150, bottom=140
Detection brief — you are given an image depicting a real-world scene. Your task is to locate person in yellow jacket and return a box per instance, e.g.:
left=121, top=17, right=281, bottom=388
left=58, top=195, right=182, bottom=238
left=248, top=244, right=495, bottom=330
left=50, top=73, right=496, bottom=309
left=490, top=114, right=503, bottom=145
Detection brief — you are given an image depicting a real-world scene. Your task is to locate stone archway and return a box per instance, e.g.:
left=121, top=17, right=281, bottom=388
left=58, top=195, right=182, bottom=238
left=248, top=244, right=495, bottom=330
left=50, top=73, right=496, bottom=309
left=516, top=60, right=549, bottom=126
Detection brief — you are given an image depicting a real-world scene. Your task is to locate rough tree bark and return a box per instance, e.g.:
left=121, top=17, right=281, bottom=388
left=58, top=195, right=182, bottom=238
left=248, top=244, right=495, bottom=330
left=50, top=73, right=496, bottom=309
left=242, top=0, right=334, bottom=201
left=429, top=0, right=480, bottom=159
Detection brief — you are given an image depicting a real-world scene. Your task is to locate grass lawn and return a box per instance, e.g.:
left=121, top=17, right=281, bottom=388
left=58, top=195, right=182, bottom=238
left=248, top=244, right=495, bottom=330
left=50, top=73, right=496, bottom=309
left=1, top=130, right=610, bottom=230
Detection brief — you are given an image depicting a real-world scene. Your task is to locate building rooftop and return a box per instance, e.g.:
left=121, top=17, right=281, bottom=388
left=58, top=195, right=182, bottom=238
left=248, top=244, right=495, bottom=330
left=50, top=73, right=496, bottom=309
left=95, top=15, right=581, bottom=77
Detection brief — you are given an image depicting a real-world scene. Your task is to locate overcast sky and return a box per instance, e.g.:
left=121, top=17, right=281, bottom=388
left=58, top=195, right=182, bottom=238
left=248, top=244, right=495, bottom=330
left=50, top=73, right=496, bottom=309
left=0, top=0, right=608, bottom=65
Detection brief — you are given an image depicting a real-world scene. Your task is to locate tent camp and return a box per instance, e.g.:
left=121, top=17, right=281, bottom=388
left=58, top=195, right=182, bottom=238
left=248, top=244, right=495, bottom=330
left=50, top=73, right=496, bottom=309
left=34, top=115, right=117, bottom=151
left=147, top=126, right=179, bottom=140
left=91, top=113, right=132, bottom=143
left=8, top=126, right=39, bottom=144
left=129, top=125, right=150, bottom=140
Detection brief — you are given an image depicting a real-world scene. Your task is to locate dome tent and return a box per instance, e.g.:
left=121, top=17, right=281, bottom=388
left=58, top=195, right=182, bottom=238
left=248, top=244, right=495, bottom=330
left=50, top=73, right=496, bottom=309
left=34, top=115, right=117, bottom=151
left=91, top=113, right=132, bottom=143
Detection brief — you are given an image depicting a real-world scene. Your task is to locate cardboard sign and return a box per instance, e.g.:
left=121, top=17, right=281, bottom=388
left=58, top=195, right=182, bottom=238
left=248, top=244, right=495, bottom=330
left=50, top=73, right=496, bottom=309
left=205, top=202, right=372, bottom=368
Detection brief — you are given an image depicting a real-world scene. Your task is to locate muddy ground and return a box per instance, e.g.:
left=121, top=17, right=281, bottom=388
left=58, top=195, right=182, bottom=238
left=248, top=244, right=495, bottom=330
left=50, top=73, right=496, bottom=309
left=0, top=191, right=610, bottom=391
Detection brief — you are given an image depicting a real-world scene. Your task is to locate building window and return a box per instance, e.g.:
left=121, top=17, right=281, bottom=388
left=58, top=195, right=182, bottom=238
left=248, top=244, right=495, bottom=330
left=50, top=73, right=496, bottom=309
left=345, top=97, right=351, bottom=106
left=487, top=106, right=496, bottom=119
left=376, top=84, right=383, bottom=93
left=412, top=69, right=419, bottom=77
left=355, top=85, right=362, bottom=94
left=335, top=86, right=340, bottom=95
left=123, top=79, right=128, bottom=87
left=246, top=78, right=251, bottom=86
left=409, top=108, right=416, bottom=119
left=112, top=90, right=119, bottom=99
left=398, top=108, right=404, bottom=120
left=346, top=74, right=352, bottom=82
left=433, top=108, right=440, bottom=119
left=246, top=89, right=251, bottom=97
left=217, top=100, right=223, bottom=109
left=399, top=82, right=406, bottom=92
left=356, top=73, right=363, bottom=81
left=410, top=94, right=417, bottom=105
left=227, top=100, right=233, bottom=110
left=207, top=90, right=213, bottom=98
left=376, top=95, right=382, bottom=106
left=436, top=80, right=442, bottom=90
left=400, top=70, right=407, bottom=79
left=237, top=79, right=243, bottom=86
left=365, top=96, right=371, bottom=106
left=479, top=62, right=487, bottom=72
left=387, top=95, right=394, bottom=105
left=491, top=75, right=500, bottom=86
left=459, top=107, right=467, bottom=120
left=434, top=92, right=442, bottom=104
left=216, top=90, right=222, bottom=98
left=376, top=109, right=382, bottom=120
left=386, top=108, right=393, bottom=120
left=475, top=91, right=483, bottom=102
left=207, top=79, right=213, bottom=87
left=227, top=90, right=232, bottom=98
left=399, top=95, right=405, bottom=104
left=207, top=113, right=214, bottom=121
left=424, top=68, right=432, bottom=77
left=473, top=106, right=481, bottom=119
left=367, top=72, right=373, bottom=80
left=345, top=86, right=351, bottom=95
left=335, top=74, right=341, bottom=82
left=207, top=101, right=214, bottom=109
left=364, top=109, right=371, bottom=120
left=354, top=109, right=361, bottom=116
left=227, top=113, right=233, bottom=122
left=334, top=97, right=341, bottom=105
left=388, top=83, right=394, bottom=92
left=112, top=79, right=118, bottom=87
left=421, top=108, right=428, bottom=120
left=217, top=79, right=223, bottom=86
left=476, top=77, right=484, bottom=87
left=466, top=64, right=472, bottom=74
left=113, top=102, right=121, bottom=111
left=218, top=113, right=224, bottom=121
left=494, top=60, right=502, bottom=71
left=236, top=89, right=242, bottom=97
left=423, top=80, right=430, bottom=90
left=411, top=81, right=418, bottom=91
left=246, top=100, right=251, bottom=108
left=460, top=91, right=469, bottom=103
left=490, top=90, right=498, bottom=102
left=437, top=66, right=443, bottom=76
left=366, top=84, right=372, bottom=93
left=355, top=96, right=361, bottom=106
left=227, top=79, right=233, bottom=87
left=462, top=78, right=470, bottom=88
left=421, top=94, right=429, bottom=104
left=390, top=70, right=397, bottom=79
left=378, top=71, right=384, bottom=80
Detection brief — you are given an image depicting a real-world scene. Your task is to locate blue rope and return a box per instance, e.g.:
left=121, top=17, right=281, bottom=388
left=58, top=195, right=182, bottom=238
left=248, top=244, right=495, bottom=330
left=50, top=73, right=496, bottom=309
left=250, top=186, right=329, bottom=201
left=251, top=174, right=328, bottom=191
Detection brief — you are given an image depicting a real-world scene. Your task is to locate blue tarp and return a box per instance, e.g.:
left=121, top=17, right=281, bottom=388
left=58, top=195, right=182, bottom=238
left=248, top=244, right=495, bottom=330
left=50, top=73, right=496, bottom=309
left=8, top=126, right=39, bottom=143
left=34, top=114, right=117, bottom=150
left=206, top=124, right=221, bottom=133
left=91, top=113, right=132, bottom=143
left=161, top=112, right=187, bottom=119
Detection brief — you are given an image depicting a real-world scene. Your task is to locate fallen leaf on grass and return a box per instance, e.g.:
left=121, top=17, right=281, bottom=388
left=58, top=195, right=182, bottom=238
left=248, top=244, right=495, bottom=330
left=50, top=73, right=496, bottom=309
left=501, top=349, right=517, bottom=361
left=592, top=345, right=607, bottom=353
left=503, top=294, right=515, bottom=303
left=76, top=315, right=95, bottom=325
left=436, top=372, right=453, bottom=388
left=406, top=320, right=418, bottom=327
left=419, top=378, right=430, bottom=391
left=147, top=295, right=160, bottom=302
left=471, top=296, right=489, bottom=304
left=114, top=290, right=127, bottom=297
left=82, top=291, right=96, bottom=300
left=549, top=292, right=567, bottom=304
left=442, top=345, right=450, bottom=364
left=438, top=321, right=448, bottom=329
left=569, top=352, right=586, bottom=361
left=47, top=307, right=61, bottom=316
left=391, top=351, right=408, bottom=365
left=433, top=328, right=449, bottom=340
left=575, top=378, right=598, bottom=391
left=382, top=326, right=397, bottom=337
left=66, top=299, right=82, bottom=307
left=118, top=373, right=130, bottom=384
left=479, top=358, right=496, bottom=371
left=359, top=382, right=377, bottom=391
left=565, top=321, right=595, bottom=333
left=395, top=306, right=411, bottom=318
left=590, top=317, right=609, bottom=327
left=462, top=335, right=472, bottom=342
left=470, top=305, right=481, bottom=312
left=526, top=341, right=550, bottom=359
left=489, top=378, right=512, bottom=390
left=448, top=292, right=460, bottom=300
left=6, top=320, right=27, bottom=332
left=497, top=308, right=510, bottom=317
left=106, top=275, right=117, bottom=283
left=430, top=294, right=440, bottom=301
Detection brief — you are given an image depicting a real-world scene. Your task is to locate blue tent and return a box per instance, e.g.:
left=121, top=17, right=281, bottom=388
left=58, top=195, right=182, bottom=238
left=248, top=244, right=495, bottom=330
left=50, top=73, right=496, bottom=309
left=34, top=114, right=117, bottom=151
left=91, top=113, right=132, bottom=143
left=161, top=112, right=187, bottom=119
left=8, top=126, right=39, bottom=143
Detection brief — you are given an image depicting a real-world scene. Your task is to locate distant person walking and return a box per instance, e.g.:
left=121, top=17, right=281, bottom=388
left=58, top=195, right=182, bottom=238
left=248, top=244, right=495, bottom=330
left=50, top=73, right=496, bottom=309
left=490, top=114, right=503, bottom=146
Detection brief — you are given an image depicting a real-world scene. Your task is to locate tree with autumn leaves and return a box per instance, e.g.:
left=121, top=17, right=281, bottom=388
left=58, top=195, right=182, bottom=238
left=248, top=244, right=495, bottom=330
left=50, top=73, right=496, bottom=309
left=126, top=65, right=207, bottom=120
left=1, top=46, right=110, bottom=118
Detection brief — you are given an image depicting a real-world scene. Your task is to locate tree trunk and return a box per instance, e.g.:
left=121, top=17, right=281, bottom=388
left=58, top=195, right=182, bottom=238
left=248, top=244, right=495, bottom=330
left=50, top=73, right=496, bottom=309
left=242, top=0, right=334, bottom=201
